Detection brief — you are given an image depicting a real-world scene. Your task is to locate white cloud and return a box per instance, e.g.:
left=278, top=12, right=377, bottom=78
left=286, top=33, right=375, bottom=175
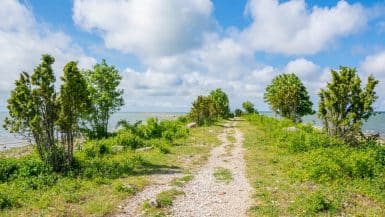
left=360, top=51, right=385, bottom=110
left=0, top=0, right=96, bottom=96
left=360, top=51, right=385, bottom=77
left=241, top=0, right=366, bottom=55
left=73, top=0, right=215, bottom=57
left=68, top=0, right=379, bottom=111
left=285, top=58, right=321, bottom=81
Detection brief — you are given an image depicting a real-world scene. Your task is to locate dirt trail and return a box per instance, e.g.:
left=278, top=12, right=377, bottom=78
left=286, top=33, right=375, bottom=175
left=114, top=120, right=252, bottom=217
left=170, top=120, right=253, bottom=217
left=114, top=173, right=183, bottom=217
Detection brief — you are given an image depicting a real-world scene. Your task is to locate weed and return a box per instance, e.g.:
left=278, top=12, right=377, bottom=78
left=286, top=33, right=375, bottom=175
left=213, top=167, right=233, bottom=184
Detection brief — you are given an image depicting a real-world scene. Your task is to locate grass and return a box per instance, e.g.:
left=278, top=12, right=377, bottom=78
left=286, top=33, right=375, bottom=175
left=239, top=115, right=385, bottom=216
left=142, top=188, right=184, bottom=216
left=213, top=167, right=233, bottom=184
left=171, top=175, right=193, bottom=187
left=0, top=120, right=224, bottom=217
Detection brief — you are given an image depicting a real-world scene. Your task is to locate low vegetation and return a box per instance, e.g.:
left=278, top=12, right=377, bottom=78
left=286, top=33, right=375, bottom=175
left=213, top=167, right=233, bottom=184
left=0, top=117, right=223, bottom=216
left=242, top=115, right=385, bottom=216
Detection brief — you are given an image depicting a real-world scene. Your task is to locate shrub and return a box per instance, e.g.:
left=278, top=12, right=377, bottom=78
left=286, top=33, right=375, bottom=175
left=0, top=192, right=19, bottom=210
left=234, top=109, right=243, bottom=117
left=0, top=158, right=19, bottom=182
left=374, top=147, right=385, bottom=166
left=83, top=140, right=112, bottom=158
left=291, top=191, right=334, bottom=215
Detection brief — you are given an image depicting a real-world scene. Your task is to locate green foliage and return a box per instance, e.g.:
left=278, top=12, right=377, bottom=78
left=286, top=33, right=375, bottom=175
left=234, top=108, right=243, bottom=117
left=213, top=167, right=233, bottom=184
left=188, top=89, right=231, bottom=126
left=4, top=54, right=65, bottom=171
left=290, top=191, right=335, bottom=215
left=58, top=61, right=91, bottom=166
left=264, top=73, right=314, bottom=122
left=171, top=175, right=193, bottom=187
left=0, top=193, right=19, bottom=210
left=209, top=88, right=231, bottom=118
left=318, top=67, right=379, bottom=145
left=0, top=158, right=19, bottom=182
left=113, top=182, right=138, bottom=195
left=155, top=189, right=183, bottom=208
left=243, top=115, right=385, bottom=215
left=85, top=59, right=124, bottom=139
left=242, top=101, right=258, bottom=114
left=189, top=95, right=216, bottom=126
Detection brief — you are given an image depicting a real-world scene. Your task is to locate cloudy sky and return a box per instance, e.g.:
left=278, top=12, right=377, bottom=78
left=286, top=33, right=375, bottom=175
left=1, top=0, right=385, bottom=112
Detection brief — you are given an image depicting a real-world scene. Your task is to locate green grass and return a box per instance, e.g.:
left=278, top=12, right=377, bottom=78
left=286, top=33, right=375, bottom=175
left=155, top=188, right=184, bottom=208
left=213, top=167, right=233, bottom=184
left=240, top=115, right=385, bottom=216
left=171, top=175, right=193, bottom=187
left=142, top=188, right=184, bottom=216
left=0, top=120, right=224, bottom=217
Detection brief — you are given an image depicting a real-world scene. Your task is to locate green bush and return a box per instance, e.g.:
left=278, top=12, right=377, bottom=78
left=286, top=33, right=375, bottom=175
left=83, top=140, right=112, bottom=158
left=290, top=191, right=335, bottom=215
left=374, top=147, right=385, bottom=165
left=0, top=192, right=19, bottom=210
left=0, top=158, right=19, bottom=182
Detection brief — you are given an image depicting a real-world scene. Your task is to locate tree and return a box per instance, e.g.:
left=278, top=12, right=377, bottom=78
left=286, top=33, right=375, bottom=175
left=318, top=67, right=378, bottom=144
left=188, top=95, right=216, bottom=126
left=242, top=101, right=258, bottom=114
left=85, top=60, right=124, bottom=138
left=4, top=54, right=63, bottom=171
left=209, top=88, right=230, bottom=119
left=264, top=73, right=314, bottom=122
left=234, top=109, right=243, bottom=117
left=57, top=61, right=91, bottom=165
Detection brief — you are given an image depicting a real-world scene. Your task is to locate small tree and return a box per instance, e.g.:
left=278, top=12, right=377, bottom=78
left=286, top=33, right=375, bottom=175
left=188, top=95, right=216, bottom=126
left=57, top=61, right=91, bottom=165
left=318, top=67, right=378, bottom=144
left=85, top=60, right=124, bottom=138
left=4, top=54, right=63, bottom=171
left=234, top=109, right=243, bottom=117
left=209, top=88, right=231, bottom=119
left=242, top=101, right=258, bottom=114
left=264, top=73, right=314, bottom=122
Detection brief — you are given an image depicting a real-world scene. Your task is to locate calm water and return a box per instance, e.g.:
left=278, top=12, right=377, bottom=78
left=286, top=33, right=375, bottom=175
left=1, top=111, right=384, bottom=150
left=0, top=112, right=185, bottom=150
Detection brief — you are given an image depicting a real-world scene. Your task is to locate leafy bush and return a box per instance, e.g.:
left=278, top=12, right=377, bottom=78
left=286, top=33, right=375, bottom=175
left=0, top=192, right=19, bottom=210
left=290, top=191, right=335, bottom=215
left=0, top=158, right=19, bottom=182
left=160, top=120, right=189, bottom=142
left=234, top=109, right=243, bottom=117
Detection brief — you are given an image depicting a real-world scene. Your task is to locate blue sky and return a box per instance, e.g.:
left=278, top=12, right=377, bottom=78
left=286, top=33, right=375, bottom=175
left=1, top=0, right=385, bottom=111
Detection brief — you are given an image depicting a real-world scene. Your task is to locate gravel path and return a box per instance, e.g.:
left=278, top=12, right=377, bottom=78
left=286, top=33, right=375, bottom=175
left=114, top=172, right=183, bottom=217
left=170, top=121, right=253, bottom=217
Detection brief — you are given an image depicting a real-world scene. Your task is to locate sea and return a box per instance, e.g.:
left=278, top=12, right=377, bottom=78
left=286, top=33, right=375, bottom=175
left=0, top=111, right=384, bottom=150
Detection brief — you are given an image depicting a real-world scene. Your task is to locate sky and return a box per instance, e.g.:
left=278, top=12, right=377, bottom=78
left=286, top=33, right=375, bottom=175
left=1, top=0, right=385, bottom=112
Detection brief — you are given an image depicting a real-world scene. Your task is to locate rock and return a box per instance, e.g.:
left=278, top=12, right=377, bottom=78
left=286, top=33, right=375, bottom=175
left=136, top=146, right=153, bottom=152
left=149, top=198, right=158, bottom=207
left=187, top=122, right=197, bottom=128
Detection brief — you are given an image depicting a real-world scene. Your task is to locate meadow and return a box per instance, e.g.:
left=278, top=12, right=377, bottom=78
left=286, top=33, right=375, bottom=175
left=241, top=115, right=385, bottom=216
